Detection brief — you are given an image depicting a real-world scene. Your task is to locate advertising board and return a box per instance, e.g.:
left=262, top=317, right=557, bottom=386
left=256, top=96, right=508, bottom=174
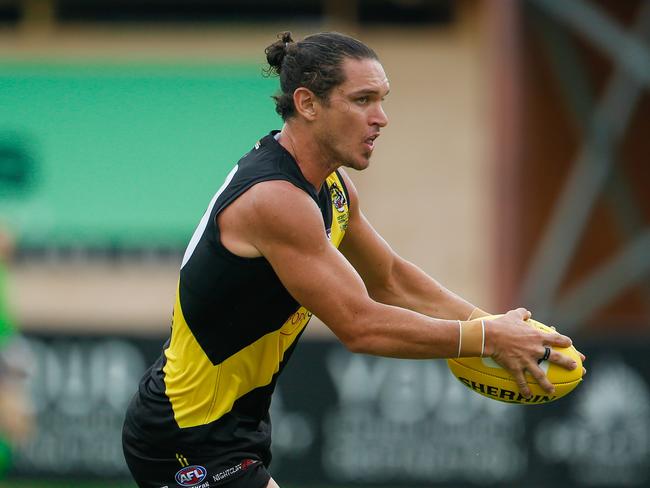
left=12, top=335, right=650, bottom=487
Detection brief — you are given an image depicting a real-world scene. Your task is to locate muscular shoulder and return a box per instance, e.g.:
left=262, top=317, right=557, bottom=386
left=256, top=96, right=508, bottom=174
left=218, top=180, right=327, bottom=258
left=246, top=179, right=315, bottom=216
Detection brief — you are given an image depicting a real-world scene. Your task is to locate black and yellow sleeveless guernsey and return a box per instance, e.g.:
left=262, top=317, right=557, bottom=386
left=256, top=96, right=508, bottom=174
left=123, top=130, right=350, bottom=488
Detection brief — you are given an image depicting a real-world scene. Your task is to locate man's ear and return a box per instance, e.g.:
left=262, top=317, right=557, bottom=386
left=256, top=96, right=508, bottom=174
left=293, top=87, right=318, bottom=121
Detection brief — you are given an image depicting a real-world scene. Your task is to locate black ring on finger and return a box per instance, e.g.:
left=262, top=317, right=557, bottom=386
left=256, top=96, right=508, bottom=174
left=538, top=346, right=551, bottom=365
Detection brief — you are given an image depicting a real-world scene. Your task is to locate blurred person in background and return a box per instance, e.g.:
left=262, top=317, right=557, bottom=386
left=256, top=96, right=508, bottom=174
left=123, top=31, right=583, bottom=488
left=0, top=225, right=34, bottom=477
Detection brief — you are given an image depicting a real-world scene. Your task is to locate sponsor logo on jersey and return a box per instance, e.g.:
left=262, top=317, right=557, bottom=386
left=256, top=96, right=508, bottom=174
left=176, top=453, right=190, bottom=467
left=175, top=465, right=207, bottom=486
left=336, top=213, right=349, bottom=232
left=330, top=182, right=347, bottom=213
left=212, top=459, right=260, bottom=483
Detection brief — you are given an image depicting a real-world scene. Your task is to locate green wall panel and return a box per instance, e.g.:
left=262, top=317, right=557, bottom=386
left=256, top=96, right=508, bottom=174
left=0, top=62, right=280, bottom=248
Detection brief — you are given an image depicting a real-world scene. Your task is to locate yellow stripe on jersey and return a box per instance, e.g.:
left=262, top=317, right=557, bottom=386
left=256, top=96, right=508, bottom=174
left=163, top=171, right=349, bottom=429
left=163, top=293, right=311, bottom=428
left=326, top=172, right=349, bottom=246
left=163, top=294, right=312, bottom=428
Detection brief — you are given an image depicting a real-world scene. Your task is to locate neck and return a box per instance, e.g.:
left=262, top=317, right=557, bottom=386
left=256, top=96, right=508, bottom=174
left=278, top=122, right=337, bottom=191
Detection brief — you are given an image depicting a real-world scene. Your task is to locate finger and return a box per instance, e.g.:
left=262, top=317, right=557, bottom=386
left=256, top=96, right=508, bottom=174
left=572, top=348, right=586, bottom=361
left=546, top=332, right=572, bottom=348
left=513, top=307, right=532, bottom=321
left=512, top=370, right=532, bottom=399
left=527, top=363, right=555, bottom=395
left=582, top=367, right=587, bottom=375
left=548, top=349, right=577, bottom=371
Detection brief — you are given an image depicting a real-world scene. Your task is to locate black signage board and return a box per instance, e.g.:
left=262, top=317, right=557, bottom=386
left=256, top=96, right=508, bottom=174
left=10, top=334, right=650, bottom=488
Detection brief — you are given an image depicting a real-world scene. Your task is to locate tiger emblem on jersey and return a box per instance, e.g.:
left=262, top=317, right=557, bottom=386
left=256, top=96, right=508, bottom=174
left=330, top=182, right=347, bottom=213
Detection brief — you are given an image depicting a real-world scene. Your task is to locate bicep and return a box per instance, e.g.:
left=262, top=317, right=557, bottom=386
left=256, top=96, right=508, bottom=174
left=245, top=181, right=374, bottom=343
left=266, top=233, right=371, bottom=336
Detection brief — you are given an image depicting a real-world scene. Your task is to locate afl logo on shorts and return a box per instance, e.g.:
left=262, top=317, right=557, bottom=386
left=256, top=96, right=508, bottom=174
left=175, top=465, right=207, bottom=486
left=330, top=182, right=346, bottom=213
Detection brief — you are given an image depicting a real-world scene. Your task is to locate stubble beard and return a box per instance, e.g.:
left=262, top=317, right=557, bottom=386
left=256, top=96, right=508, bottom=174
left=341, top=146, right=371, bottom=171
left=321, top=135, right=370, bottom=172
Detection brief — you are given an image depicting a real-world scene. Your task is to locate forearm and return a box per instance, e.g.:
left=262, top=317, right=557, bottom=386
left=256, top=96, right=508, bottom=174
left=338, top=300, right=485, bottom=359
left=368, top=257, right=488, bottom=320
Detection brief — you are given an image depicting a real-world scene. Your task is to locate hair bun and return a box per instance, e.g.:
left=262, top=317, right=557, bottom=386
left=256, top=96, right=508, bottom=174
left=265, top=31, right=294, bottom=76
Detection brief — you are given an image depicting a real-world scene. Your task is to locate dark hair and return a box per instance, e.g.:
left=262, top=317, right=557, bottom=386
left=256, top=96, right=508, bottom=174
left=264, top=31, right=379, bottom=120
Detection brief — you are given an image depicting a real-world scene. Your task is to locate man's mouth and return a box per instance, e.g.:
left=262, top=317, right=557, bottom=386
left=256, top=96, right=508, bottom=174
left=364, top=133, right=379, bottom=150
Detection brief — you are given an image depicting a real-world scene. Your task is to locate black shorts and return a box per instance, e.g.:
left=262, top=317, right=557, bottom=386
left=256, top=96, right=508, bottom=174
left=123, top=429, right=271, bottom=488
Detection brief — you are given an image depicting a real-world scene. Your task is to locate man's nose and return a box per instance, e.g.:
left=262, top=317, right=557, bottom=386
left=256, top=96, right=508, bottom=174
left=371, top=103, right=388, bottom=128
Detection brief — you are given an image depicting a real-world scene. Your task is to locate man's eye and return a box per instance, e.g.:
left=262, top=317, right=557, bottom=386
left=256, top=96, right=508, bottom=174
left=357, top=96, right=369, bottom=104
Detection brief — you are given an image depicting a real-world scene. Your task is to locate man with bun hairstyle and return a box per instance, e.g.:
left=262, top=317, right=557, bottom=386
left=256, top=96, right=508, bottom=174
left=123, top=31, right=584, bottom=488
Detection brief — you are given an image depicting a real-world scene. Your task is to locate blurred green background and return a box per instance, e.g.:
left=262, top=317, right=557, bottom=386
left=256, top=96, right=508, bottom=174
left=0, top=62, right=277, bottom=249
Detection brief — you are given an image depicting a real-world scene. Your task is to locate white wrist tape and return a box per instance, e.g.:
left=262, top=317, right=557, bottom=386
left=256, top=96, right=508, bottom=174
left=480, top=319, right=485, bottom=357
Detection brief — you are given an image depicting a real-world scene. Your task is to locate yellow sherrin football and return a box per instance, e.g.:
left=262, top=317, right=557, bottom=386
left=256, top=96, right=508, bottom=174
left=447, top=316, right=583, bottom=404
